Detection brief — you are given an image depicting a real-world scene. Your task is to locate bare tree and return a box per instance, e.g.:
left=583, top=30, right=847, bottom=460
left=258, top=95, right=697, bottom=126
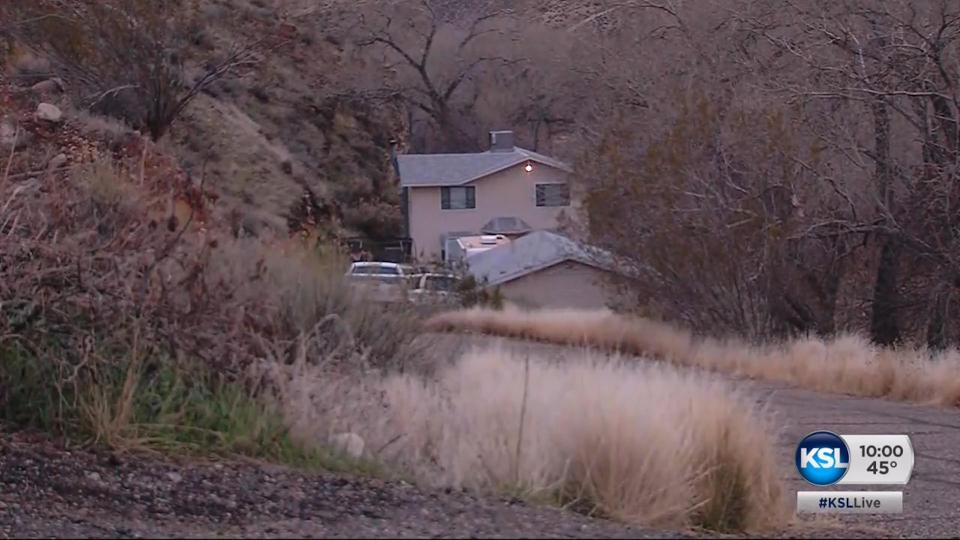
left=740, top=0, right=960, bottom=345
left=334, top=0, right=520, bottom=151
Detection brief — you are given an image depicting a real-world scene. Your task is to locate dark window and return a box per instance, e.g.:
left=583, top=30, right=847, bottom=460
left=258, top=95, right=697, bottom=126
left=536, top=183, right=570, bottom=207
left=441, top=186, right=476, bottom=209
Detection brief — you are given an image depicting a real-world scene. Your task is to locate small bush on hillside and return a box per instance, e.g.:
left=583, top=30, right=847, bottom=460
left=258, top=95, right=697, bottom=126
left=7, top=0, right=273, bottom=140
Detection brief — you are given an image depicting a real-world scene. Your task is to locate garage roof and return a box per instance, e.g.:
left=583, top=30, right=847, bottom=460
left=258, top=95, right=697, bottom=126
left=465, top=230, right=627, bottom=286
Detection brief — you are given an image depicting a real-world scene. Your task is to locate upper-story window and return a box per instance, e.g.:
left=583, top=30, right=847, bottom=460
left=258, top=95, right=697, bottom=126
left=441, top=186, right=476, bottom=209
left=535, top=183, right=570, bottom=207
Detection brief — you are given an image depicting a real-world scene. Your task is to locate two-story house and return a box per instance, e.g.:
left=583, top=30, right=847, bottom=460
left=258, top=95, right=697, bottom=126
left=396, top=130, right=576, bottom=262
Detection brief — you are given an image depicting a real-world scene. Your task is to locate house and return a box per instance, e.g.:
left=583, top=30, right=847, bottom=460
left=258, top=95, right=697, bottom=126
left=464, top=230, right=634, bottom=310
left=396, top=130, right=576, bottom=262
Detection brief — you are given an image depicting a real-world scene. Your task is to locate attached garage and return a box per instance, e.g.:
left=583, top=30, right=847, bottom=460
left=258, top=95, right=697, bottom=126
left=464, top=230, right=633, bottom=310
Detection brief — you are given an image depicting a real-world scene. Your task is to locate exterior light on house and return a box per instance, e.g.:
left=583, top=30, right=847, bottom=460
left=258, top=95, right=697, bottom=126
left=524, top=162, right=533, bottom=172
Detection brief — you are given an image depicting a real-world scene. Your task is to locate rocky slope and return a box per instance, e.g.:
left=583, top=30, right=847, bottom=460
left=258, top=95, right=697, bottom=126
left=2, top=0, right=409, bottom=243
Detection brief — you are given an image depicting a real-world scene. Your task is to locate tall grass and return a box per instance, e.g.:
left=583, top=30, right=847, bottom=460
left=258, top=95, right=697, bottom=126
left=0, top=152, right=419, bottom=472
left=283, top=348, right=787, bottom=532
left=425, top=307, right=960, bottom=407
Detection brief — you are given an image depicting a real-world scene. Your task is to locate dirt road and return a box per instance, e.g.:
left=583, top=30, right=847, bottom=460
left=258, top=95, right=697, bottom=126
left=436, top=334, right=960, bottom=538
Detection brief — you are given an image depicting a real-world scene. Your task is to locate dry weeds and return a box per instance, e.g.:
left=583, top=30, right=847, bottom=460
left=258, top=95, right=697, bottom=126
left=279, top=347, right=788, bottom=532
left=425, top=307, right=960, bottom=407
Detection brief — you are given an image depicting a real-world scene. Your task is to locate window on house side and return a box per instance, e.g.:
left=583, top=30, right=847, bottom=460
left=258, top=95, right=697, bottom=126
left=441, top=186, right=476, bottom=209
left=536, top=183, right=570, bottom=207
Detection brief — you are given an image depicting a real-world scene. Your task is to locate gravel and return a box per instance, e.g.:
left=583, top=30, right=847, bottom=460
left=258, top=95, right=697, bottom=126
left=0, top=433, right=707, bottom=539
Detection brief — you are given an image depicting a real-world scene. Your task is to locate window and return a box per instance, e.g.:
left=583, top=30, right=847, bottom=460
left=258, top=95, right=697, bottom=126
left=536, top=183, right=570, bottom=207
left=441, top=186, right=476, bottom=209
left=378, top=265, right=401, bottom=276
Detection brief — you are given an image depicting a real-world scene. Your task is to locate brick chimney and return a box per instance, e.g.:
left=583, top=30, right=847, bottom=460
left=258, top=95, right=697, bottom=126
left=489, top=130, right=515, bottom=152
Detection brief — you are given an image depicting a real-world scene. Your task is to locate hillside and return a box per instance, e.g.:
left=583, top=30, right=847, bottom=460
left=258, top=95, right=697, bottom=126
left=165, top=1, right=409, bottom=240
left=2, top=0, right=410, bottom=244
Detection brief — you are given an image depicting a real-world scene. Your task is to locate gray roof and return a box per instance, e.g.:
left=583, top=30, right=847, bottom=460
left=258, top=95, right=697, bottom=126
left=465, top=230, right=629, bottom=286
left=397, top=147, right=572, bottom=187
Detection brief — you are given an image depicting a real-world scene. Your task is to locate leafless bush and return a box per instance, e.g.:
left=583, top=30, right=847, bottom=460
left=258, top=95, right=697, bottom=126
left=7, top=0, right=276, bottom=140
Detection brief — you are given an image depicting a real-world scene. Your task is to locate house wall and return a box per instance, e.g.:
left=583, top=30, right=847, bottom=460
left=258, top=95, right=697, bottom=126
left=497, top=260, right=621, bottom=310
left=407, top=162, right=578, bottom=261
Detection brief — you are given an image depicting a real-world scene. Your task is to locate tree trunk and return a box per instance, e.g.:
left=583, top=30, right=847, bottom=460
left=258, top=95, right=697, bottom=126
left=814, top=266, right=841, bottom=336
left=870, top=237, right=901, bottom=346
left=926, top=288, right=950, bottom=352
left=869, top=95, right=901, bottom=346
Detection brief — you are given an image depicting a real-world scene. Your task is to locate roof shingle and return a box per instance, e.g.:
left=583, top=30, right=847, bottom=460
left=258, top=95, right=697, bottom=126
left=465, top=230, right=624, bottom=286
left=397, top=147, right=572, bottom=187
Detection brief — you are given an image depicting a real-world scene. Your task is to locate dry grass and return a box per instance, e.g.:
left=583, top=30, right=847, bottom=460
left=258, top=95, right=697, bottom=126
left=0, top=131, right=423, bottom=466
left=425, top=307, right=960, bottom=407
left=280, top=347, right=787, bottom=532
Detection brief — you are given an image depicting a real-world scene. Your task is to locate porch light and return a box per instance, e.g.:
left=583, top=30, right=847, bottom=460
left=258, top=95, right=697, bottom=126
left=524, top=162, right=533, bottom=172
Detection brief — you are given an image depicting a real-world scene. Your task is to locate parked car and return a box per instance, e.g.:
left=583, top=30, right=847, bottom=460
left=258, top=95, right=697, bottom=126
left=345, top=262, right=410, bottom=303
left=345, top=261, right=408, bottom=282
left=406, top=272, right=459, bottom=304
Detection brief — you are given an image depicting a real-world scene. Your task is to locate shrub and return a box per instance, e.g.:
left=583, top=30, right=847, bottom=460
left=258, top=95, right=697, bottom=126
left=304, top=348, right=787, bottom=532
left=7, top=0, right=271, bottom=140
left=456, top=274, right=504, bottom=310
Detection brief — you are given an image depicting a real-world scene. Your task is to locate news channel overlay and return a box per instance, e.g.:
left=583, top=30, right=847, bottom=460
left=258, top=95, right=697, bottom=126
left=794, top=431, right=914, bottom=514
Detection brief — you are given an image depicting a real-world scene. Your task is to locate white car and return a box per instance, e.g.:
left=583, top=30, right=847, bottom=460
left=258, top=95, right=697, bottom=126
left=345, top=261, right=408, bottom=281
left=406, top=273, right=459, bottom=304
left=345, top=262, right=410, bottom=303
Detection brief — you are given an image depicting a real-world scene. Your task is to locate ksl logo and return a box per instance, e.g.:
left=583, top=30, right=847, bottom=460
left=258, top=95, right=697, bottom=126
left=800, top=447, right=849, bottom=469
left=796, top=431, right=851, bottom=486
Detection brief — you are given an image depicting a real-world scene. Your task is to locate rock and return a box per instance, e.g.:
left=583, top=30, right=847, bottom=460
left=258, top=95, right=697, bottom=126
left=166, top=471, right=183, bottom=484
left=35, top=103, right=63, bottom=124
left=86, top=472, right=102, bottom=482
left=0, top=120, right=32, bottom=150
left=0, top=121, right=16, bottom=147
left=330, top=432, right=365, bottom=459
left=48, top=153, right=68, bottom=170
left=31, top=78, right=65, bottom=95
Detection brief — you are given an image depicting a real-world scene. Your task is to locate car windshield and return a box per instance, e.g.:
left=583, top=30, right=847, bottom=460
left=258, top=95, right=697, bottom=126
left=351, top=264, right=400, bottom=276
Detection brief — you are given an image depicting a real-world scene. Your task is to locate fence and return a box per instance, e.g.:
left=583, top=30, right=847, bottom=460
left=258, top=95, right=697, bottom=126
left=343, top=237, right=414, bottom=264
